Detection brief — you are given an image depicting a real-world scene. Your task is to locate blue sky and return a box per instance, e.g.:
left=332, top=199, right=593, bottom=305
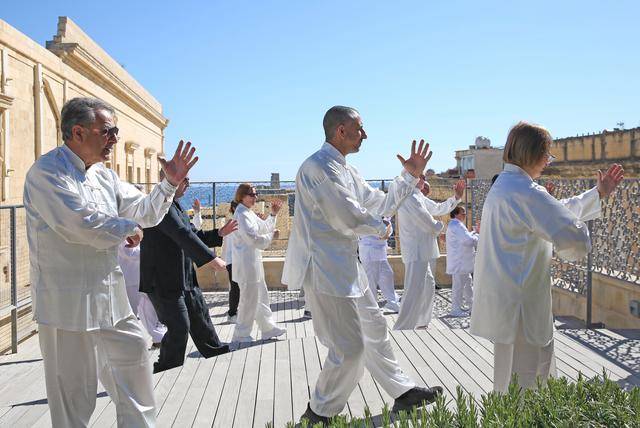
left=3, top=1, right=639, bottom=181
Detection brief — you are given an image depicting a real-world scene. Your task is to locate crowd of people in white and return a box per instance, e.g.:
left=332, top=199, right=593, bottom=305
left=23, top=98, right=624, bottom=427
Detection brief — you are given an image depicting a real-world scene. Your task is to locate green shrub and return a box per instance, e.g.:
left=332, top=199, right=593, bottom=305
left=283, top=371, right=640, bottom=427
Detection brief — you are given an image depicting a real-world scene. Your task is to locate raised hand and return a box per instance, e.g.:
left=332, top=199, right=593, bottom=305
left=192, top=198, right=201, bottom=213
left=218, top=219, right=238, bottom=237
left=397, top=139, right=432, bottom=178
left=544, top=181, right=556, bottom=196
left=257, top=212, right=269, bottom=220
left=158, top=140, right=198, bottom=186
left=273, top=229, right=280, bottom=240
left=454, top=179, right=465, bottom=199
left=271, top=199, right=283, bottom=215
left=597, top=164, right=624, bottom=198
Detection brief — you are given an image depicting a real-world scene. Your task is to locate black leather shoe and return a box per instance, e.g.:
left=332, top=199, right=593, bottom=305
left=300, top=403, right=329, bottom=426
left=208, top=344, right=230, bottom=357
left=392, top=386, right=443, bottom=412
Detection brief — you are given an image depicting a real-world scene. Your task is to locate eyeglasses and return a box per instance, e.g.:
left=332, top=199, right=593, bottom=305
left=246, top=192, right=258, bottom=197
left=100, top=126, right=120, bottom=141
left=545, top=151, right=556, bottom=165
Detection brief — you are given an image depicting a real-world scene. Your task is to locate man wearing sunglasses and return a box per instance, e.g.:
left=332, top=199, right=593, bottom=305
left=24, top=97, right=198, bottom=427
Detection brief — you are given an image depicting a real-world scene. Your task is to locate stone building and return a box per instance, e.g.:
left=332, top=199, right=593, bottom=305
left=546, top=127, right=640, bottom=177
left=0, top=17, right=167, bottom=353
left=454, top=136, right=504, bottom=179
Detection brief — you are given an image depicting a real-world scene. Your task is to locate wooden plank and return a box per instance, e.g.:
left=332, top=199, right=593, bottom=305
left=191, top=349, right=234, bottom=427
left=289, top=339, right=310, bottom=423
left=273, top=339, right=293, bottom=428
left=156, top=346, right=203, bottom=426
left=171, top=352, right=219, bottom=428
left=232, top=345, right=262, bottom=428
left=211, top=347, right=248, bottom=428
left=252, top=340, right=276, bottom=428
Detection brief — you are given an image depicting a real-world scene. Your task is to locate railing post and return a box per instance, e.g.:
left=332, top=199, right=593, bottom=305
left=211, top=182, right=217, bottom=287
left=10, top=207, right=18, bottom=353
left=586, top=179, right=603, bottom=328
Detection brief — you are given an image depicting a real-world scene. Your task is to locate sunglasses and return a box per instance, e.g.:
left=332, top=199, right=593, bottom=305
left=100, top=126, right=120, bottom=141
left=246, top=192, right=258, bottom=197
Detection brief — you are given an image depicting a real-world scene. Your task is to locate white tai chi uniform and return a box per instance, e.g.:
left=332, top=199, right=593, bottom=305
left=445, top=218, right=478, bottom=314
left=358, top=232, right=400, bottom=312
left=282, top=142, right=418, bottom=417
left=394, top=188, right=458, bottom=329
left=470, top=163, right=601, bottom=392
left=231, top=203, right=280, bottom=341
left=24, top=144, right=176, bottom=428
left=117, top=243, right=167, bottom=344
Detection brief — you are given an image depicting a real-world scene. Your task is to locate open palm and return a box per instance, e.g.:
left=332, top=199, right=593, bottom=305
left=597, top=164, right=624, bottom=198
left=159, top=140, right=198, bottom=186
left=396, top=139, right=432, bottom=178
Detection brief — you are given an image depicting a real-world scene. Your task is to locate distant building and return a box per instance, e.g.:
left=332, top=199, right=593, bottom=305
left=454, top=137, right=503, bottom=179
left=546, top=127, right=640, bottom=177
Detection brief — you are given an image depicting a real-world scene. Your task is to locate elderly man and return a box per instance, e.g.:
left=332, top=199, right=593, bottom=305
left=283, top=106, right=443, bottom=425
left=445, top=206, right=479, bottom=316
left=24, top=97, right=197, bottom=427
left=393, top=178, right=463, bottom=330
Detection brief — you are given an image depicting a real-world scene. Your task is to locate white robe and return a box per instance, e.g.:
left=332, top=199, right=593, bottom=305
left=282, top=142, right=417, bottom=416
left=231, top=203, right=278, bottom=340
left=358, top=231, right=399, bottom=307
left=446, top=218, right=479, bottom=313
left=394, top=189, right=444, bottom=329
left=469, top=163, right=600, bottom=391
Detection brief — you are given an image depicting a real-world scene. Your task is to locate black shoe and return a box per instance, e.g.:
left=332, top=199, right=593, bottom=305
left=206, top=344, right=230, bottom=357
left=304, top=310, right=312, bottom=318
left=299, top=403, right=329, bottom=426
left=392, top=386, right=443, bottom=412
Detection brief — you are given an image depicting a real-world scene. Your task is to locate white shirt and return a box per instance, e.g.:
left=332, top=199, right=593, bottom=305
left=470, top=163, right=601, bottom=346
left=117, top=242, right=141, bottom=288
left=282, top=142, right=417, bottom=297
left=231, top=203, right=276, bottom=284
left=222, top=232, right=234, bottom=264
left=445, top=218, right=478, bottom=274
left=397, top=188, right=445, bottom=263
left=192, top=210, right=203, bottom=230
left=358, top=220, right=392, bottom=262
left=24, top=145, right=176, bottom=331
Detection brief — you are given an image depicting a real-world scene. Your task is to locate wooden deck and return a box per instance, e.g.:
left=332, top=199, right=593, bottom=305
left=0, top=290, right=638, bottom=427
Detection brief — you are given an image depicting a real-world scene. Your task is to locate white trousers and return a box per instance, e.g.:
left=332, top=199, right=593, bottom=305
left=138, top=293, right=167, bottom=344
left=232, top=280, right=278, bottom=340
left=450, top=273, right=473, bottom=313
left=125, top=284, right=142, bottom=316
left=393, top=260, right=436, bottom=330
left=493, top=322, right=557, bottom=392
left=362, top=259, right=399, bottom=305
left=38, top=316, right=156, bottom=428
left=306, top=285, right=415, bottom=417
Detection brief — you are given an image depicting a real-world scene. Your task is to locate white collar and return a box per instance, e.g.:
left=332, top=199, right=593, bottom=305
left=321, top=142, right=347, bottom=166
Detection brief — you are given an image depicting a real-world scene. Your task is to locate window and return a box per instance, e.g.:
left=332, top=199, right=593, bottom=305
left=136, top=167, right=141, bottom=184
left=127, top=165, right=133, bottom=183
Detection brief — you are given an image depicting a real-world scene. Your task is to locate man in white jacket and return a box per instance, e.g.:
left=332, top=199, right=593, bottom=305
left=283, top=106, right=443, bottom=424
left=23, top=97, right=197, bottom=427
left=470, top=121, right=624, bottom=392
left=445, top=206, right=478, bottom=316
left=393, top=178, right=463, bottom=330
left=358, top=219, right=400, bottom=313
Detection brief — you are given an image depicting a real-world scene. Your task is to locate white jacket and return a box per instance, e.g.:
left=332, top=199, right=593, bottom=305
left=445, top=218, right=478, bottom=274
left=470, top=163, right=601, bottom=346
left=397, top=189, right=445, bottom=263
left=231, top=203, right=276, bottom=284
left=24, top=145, right=175, bottom=331
left=282, top=142, right=417, bottom=297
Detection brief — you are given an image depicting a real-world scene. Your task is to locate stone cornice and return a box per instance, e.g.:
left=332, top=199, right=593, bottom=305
left=144, top=147, right=157, bottom=157
left=46, top=42, right=168, bottom=130
left=0, top=92, right=14, bottom=110
left=125, top=141, right=140, bottom=153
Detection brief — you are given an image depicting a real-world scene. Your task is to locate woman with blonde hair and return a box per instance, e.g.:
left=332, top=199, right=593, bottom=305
left=230, top=183, right=286, bottom=344
left=470, top=121, right=624, bottom=392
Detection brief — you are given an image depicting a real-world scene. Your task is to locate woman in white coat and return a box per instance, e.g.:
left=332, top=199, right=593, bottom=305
left=445, top=206, right=478, bottom=316
left=230, top=183, right=286, bottom=344
left=470, top=121, right=624, bottom=392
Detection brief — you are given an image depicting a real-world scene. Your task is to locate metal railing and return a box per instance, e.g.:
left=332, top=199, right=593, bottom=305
left=0, top=205, right=35, bottom=354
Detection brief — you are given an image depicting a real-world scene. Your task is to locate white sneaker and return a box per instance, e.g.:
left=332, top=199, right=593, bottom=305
left=226, top=314, right=238, bottom=324
left=262, top=327, right=286, bottom=341
left=384, top=302, right=400, bottom=313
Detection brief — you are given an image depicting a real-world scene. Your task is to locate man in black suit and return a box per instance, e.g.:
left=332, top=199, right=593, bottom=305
left=140, top=175, right=238, bottom=373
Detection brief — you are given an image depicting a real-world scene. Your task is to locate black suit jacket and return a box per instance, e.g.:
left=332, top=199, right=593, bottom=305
left=140, top=201, right=223, bottom=295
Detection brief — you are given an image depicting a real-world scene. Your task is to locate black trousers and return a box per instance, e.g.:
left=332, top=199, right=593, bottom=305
left=148, top=286, right=226, bottom=373
left=226, top=264, right=240, bottom=317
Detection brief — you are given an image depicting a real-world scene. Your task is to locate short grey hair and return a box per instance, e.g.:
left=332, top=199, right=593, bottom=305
left=61, top=97, right=116, bottom=142
left=323, top=106, right=360, bottom=141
